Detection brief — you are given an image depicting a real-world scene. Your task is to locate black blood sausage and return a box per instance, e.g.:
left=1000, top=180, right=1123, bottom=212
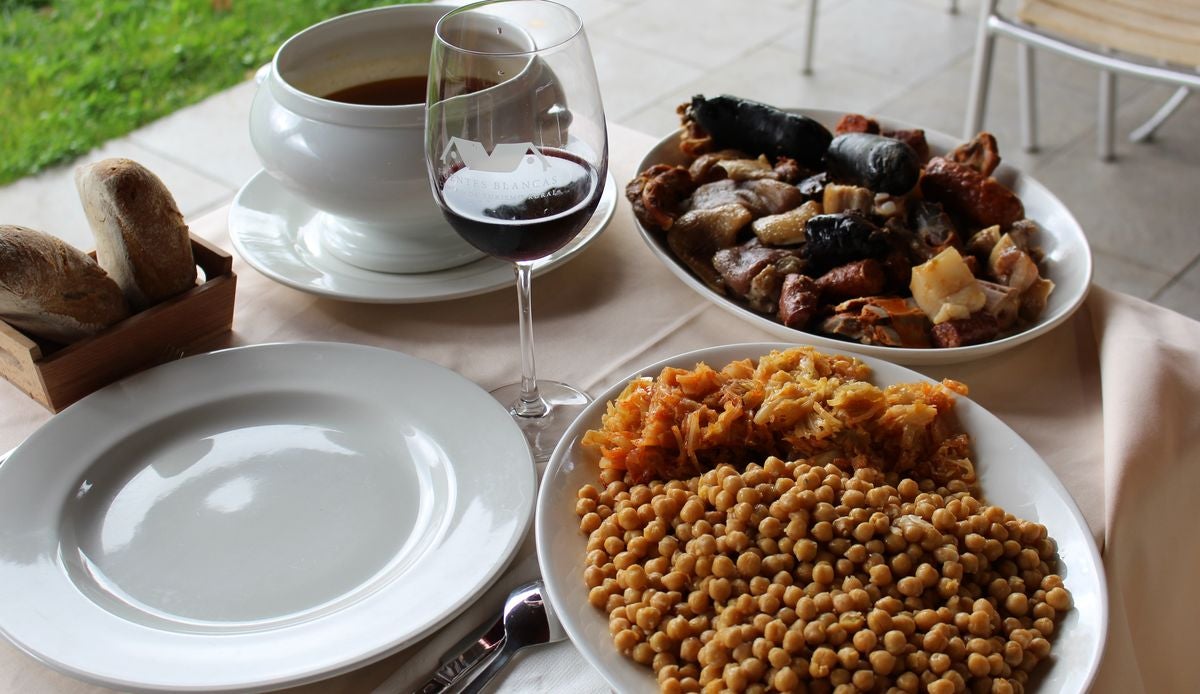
left=688, top=95, right=833, bottom=170
left=802, top=213, right=889, bottom=273
left=824, top=132, right=921, bottom=195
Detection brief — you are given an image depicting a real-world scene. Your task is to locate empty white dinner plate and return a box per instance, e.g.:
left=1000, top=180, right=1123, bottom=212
left=631, top=109, right=1093, bottom=365
left=229, top=170, right=617, bottom=304
left=537, top=343, right=1106, bottom=693
left=0, top=342, right=535, bottom=692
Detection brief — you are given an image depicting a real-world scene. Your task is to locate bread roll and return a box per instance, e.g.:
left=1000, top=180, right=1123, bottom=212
left=75, top=158, right=197, bottom=310
left=0, top=225, right=130, bottom=343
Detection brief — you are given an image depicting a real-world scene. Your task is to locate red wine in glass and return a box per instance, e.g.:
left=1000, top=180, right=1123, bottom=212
left=439, top=148, right=602, bottom=262
left=426, top=0, right=608, bottom=463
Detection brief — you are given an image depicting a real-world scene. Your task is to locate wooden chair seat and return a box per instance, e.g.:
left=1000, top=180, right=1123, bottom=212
left=1018, top=0, right=1200, bottom=68
left=966, top=0, right=1200, bottom=160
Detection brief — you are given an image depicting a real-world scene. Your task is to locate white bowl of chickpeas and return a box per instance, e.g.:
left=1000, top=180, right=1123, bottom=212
left=536, top=343, right=1105, bottom=693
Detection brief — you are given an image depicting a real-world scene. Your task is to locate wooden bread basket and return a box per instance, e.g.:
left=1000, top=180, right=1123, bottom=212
left=0, top=234, right=237, bottom=412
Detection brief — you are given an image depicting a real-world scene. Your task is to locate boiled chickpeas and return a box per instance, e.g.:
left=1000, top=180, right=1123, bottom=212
left=576, top=459, right=1071, bottom=693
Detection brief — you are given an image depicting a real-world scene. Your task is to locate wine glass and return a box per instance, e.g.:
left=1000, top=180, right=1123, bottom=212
left=425, top=0, right=608, bottom=462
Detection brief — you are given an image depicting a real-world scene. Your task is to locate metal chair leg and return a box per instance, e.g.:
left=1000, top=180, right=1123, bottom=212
left=802, top=0, right=818, bottom=76
left=948, top=0, right=959, bottom=15
left=1130, top=87, right=1191, bottom=142
left=801, top=0, right=820, bottom=75
left=1098, top=69, right=1117, bottom=161
left=1018, top=42, right=1038, bottom=152
left=965, top=0, right=999, bottom=138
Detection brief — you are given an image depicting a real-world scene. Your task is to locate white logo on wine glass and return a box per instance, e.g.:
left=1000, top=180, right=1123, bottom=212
left=441, top=137, right=550, bottom=173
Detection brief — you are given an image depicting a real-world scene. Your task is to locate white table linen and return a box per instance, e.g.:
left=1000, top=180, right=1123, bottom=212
left=1, top=124, right=1197, bottom=694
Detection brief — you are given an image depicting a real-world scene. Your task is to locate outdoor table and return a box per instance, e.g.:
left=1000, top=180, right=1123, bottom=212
left=1, top=124, right=1196, bottom=694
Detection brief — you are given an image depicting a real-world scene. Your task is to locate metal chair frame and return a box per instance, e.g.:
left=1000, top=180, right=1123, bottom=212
left=801, top=0, right=960, bottom=75
left=965, top=0, right=1199, bottom=160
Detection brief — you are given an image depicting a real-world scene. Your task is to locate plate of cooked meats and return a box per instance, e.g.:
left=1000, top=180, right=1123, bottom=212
left=626, top=96, right=1092, bottom=365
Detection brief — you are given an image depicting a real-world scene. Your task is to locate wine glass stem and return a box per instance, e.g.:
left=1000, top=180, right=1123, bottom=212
left=513, top=261, right=547, bottom=418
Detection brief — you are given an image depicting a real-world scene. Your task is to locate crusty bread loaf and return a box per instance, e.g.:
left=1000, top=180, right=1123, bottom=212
left=0, top=225, right=131, bottom=343
left=75, top=158, right=197, bottom=311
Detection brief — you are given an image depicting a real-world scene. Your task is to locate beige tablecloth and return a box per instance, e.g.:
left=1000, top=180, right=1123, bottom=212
left=1, top=124, right=1197, bottom=693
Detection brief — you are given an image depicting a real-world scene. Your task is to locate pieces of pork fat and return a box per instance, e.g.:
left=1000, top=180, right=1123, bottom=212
left=627, top=164, right=694, bottom=230
left=716, top=155, right=777, bottom=181
left=1008, top=219, right=1042, bottom=259
left=686, top=180, right=768, bottom=217
left=821, top=313, right=867, bottom=343
left=977, top=279, right=1021, bottom=329
left=989, top=237, right=1040, bottom=293
left=712, top=241, right=795, bottom=297
left=1020, top=277, right=1055, bottom=322
left=746, top=264, right=784, bottom=313
left=910, top=201, right=959, bottom=260
left=688, top=149, right=746, bottom=183
left=686, top=179, right=804, bottom=218
left=949, top=132, right=1001, bottom=178
left=740, top=179, right=804, bottom=215
left=822, top=297, right=931, bottom=348
left=667, top=203, right=753, bottom=292
left=752, top=201, right=822, bottom=247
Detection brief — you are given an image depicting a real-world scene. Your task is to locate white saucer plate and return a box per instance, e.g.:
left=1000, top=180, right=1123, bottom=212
left=537, top=342, right=1107, bottom=694
left=229, top=170, right=618, bottom=304
left=0, top=342, right=535, bottom=692
left=632, top=109, right=1093, bottom=366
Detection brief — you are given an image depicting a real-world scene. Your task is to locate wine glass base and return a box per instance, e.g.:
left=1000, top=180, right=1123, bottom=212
left=491, top=380, right=592, bottom=464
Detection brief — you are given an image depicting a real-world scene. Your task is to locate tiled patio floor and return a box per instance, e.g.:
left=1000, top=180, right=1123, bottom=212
left=4, top=0, right=1198, bottom=319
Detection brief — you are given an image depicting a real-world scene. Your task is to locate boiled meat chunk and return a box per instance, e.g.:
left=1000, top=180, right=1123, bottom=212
left=667, top=203, right=753, bottom=292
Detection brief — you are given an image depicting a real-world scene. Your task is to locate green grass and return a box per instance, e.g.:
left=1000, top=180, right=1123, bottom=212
left=0, top=0, right=426, bottom=185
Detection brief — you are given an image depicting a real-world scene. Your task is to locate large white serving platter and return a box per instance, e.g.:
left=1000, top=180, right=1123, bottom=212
left=230, top=170, right=617, bottom=304
left=632, top=108, right=1093, bottom=365
left=537, top=342, right=1106, bottom=693
left=0, top=342, right=535, bottom=692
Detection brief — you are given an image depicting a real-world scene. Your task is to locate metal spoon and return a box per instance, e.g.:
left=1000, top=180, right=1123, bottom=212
left=458, top=580, right=565, bottom=694
left=413, top=579, right=565, bottom=694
